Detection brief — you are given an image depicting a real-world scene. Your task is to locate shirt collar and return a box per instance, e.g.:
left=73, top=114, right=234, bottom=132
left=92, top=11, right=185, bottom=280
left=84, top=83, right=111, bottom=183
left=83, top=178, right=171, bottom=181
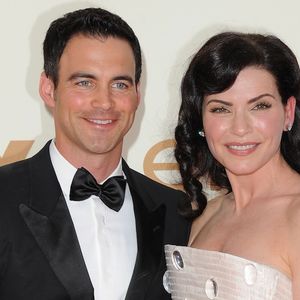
left=49, top=140, right=123, bottom=198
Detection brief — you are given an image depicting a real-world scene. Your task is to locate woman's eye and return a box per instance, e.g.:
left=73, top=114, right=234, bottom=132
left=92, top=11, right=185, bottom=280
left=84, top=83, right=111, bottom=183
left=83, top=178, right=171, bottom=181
left=253, top=102, right=272, bottom=110
left=209, top=106, right=229, bottom=113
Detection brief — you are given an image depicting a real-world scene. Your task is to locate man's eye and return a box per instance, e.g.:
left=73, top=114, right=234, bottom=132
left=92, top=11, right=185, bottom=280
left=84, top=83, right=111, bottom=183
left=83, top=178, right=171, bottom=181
left=209, top=106, right=229, bottom=113
left=112, top=82, right=127, bottom=89
left=76, top=80, right=92, bottom=87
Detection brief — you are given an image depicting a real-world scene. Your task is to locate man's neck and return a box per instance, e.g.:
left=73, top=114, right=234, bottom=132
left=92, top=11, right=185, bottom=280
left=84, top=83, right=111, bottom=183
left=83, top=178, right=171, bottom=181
left=53, top=140, right=122, bottom=182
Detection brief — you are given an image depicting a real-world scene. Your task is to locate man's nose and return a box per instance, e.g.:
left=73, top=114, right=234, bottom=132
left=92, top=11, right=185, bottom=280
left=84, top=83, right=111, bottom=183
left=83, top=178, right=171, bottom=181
left=91, top=87, right=113, bottom=111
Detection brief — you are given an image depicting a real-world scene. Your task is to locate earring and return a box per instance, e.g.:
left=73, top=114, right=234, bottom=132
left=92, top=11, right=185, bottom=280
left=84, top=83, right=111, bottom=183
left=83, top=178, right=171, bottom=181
left=198, top=130, right=205, bottom=137
left=287, top=124, right=292, bottom=131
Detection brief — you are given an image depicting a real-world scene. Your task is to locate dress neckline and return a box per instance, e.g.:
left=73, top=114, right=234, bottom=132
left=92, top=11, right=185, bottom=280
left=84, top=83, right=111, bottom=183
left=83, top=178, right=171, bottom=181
left=166, top=244, right=291, bottom=281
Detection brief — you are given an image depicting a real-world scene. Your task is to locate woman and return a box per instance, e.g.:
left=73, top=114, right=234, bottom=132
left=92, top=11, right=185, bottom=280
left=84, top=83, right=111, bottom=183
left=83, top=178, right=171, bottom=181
left=164, top=32, right=300, bottom=299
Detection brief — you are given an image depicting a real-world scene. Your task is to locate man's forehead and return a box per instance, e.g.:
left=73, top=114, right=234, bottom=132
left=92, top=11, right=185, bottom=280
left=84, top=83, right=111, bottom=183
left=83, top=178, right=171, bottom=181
left=56, top=34, right=136, bottom=81
left=63, top=33, right=133, bottom=55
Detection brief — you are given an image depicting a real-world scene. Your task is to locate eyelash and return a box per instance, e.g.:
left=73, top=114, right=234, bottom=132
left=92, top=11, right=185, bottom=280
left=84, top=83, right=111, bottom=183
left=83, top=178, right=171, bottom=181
left=209, top=107, right=229, bottom=113
left=76, top=80, right=92, bottom=87
left=74, top=81, right=129, bottom=90
left=112, top=82, right=129, bottom=90
left=209, top=102, right=272, bottom=113
left=252, top=102, right=272, bottom=110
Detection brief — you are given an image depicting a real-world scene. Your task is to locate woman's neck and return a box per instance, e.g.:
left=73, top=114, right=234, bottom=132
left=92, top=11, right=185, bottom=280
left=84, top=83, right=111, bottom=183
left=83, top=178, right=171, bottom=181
left=226, top=154, right=298, bottom=212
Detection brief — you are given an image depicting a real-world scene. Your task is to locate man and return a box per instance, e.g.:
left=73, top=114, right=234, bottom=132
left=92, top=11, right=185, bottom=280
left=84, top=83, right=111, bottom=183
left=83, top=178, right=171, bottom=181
left=0, top=7, right=190, bottom=300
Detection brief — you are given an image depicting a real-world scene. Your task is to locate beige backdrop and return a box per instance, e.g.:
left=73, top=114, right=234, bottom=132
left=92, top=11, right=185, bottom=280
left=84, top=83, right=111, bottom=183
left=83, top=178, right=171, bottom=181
left=1, top=0, right=300, bottom=193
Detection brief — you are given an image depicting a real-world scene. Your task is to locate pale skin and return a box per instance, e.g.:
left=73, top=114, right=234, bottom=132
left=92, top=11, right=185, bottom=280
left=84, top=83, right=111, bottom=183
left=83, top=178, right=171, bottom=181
left=189, top=67, right=300, bottom=298
left=39, top=35, right=140, bottom=182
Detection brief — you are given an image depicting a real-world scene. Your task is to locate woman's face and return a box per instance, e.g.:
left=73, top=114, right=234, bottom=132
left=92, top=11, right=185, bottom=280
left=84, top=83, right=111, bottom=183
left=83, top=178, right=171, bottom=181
left=202, top=66, right=295, bottom=176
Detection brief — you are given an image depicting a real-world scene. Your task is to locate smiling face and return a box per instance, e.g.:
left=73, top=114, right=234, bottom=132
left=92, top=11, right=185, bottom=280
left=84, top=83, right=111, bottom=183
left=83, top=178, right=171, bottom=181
left=202, top=67, right=295, bottom=176
left=40, top=35, right=140, bottom=167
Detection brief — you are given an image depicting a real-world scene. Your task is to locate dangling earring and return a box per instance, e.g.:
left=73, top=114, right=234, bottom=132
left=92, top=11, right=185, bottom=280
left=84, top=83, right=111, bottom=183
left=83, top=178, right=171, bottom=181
left=198, top=130, right=205, bottom=137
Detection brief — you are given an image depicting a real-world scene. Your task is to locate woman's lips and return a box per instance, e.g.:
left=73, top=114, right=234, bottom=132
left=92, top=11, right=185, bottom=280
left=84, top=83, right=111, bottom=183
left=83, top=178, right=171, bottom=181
left=226, top=143, right=259, bottom=155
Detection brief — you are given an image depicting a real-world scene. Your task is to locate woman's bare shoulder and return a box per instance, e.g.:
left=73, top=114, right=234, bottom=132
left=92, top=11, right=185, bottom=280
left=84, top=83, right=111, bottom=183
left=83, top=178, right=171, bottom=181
left=286, top=193, right=300, bottom=230
left=284, top=193, right=300, bottom=292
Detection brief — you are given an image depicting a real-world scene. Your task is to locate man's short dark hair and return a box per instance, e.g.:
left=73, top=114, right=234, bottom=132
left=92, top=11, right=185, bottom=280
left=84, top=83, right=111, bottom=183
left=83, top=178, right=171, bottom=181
left=43, top=7, right=142, bottom=87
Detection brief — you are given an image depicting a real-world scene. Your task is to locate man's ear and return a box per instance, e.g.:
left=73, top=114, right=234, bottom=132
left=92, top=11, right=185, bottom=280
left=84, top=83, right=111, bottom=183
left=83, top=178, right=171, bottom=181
left=39, top=72, right=55, bottom=108
left=284, top=96, right=296, bottom=130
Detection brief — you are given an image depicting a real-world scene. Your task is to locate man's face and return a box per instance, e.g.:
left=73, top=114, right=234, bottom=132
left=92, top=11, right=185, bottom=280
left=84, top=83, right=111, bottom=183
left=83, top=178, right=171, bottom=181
left=40, top=35, right=140, bottom=166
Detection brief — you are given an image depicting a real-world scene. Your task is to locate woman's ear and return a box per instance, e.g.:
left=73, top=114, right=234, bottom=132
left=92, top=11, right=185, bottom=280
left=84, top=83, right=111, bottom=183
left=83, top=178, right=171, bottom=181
left=284, top=96, right=296, bottom=131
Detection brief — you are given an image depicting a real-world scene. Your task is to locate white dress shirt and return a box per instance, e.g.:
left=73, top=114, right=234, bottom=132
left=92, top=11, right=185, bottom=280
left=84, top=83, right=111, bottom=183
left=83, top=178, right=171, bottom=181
left=49, top=141, right=137, bottom=300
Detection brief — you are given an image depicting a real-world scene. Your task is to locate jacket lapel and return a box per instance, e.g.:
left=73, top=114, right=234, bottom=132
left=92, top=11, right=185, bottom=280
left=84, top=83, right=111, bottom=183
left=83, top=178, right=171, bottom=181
left=123, top=160, right=166, bottom=300
left=19, top=142, right=94, bottom=300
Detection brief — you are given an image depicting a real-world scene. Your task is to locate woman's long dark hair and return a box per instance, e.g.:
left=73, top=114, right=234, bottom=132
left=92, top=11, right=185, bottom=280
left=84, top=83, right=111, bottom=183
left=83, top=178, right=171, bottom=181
left=175, top=32, right=300, bottom=218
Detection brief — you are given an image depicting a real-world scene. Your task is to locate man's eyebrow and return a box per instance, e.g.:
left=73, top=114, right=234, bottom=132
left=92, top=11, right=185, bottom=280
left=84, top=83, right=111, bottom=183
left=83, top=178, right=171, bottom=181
left=67, top=73, right=134, bottom=85
left=113, top=75, right=134, bottom=85
left=68, top=72, right=96, bottom=81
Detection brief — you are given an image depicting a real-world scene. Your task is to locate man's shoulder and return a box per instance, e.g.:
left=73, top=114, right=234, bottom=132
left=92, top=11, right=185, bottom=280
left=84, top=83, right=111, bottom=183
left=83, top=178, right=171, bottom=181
left=0, top=158, right=29, bottom=178
left=0, top=141, right=51, bottom=182
left=125, top=165, right=185, bottom=196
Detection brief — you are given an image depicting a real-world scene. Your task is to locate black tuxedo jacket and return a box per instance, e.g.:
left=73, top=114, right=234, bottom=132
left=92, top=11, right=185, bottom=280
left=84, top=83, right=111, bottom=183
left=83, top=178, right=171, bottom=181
left=0, top=142, right=190, bottom=300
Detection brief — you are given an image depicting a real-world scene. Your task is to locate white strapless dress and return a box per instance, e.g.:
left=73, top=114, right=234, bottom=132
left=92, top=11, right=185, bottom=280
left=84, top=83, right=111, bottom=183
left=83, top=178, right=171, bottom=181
left=164, top=245, right=292, bottom=299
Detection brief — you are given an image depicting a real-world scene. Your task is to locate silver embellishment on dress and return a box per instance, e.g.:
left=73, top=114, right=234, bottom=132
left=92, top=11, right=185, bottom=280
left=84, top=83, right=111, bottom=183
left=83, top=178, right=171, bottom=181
left=205, top=278, right=218, bottom=299
left=163, top=271, right=171, bottom=293
left=244, top=264, right=257, bottom=285
left=172, top=250, right=184, bottom=270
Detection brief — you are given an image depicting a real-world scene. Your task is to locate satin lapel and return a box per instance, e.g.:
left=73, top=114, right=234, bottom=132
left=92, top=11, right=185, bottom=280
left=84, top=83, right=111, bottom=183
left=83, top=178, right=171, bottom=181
left=20, top=142, right=94, bottom=300
left=123, top=161, right=166, bottom=300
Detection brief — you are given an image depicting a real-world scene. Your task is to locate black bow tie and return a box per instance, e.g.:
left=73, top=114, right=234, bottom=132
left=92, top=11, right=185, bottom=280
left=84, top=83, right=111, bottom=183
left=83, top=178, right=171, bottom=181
left=70, top=167, right=126, bottom=212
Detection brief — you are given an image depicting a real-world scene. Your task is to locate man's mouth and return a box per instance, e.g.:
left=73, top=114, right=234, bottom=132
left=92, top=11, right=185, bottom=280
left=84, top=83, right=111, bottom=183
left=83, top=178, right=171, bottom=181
left=87, top=119, right=113, bottom=125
